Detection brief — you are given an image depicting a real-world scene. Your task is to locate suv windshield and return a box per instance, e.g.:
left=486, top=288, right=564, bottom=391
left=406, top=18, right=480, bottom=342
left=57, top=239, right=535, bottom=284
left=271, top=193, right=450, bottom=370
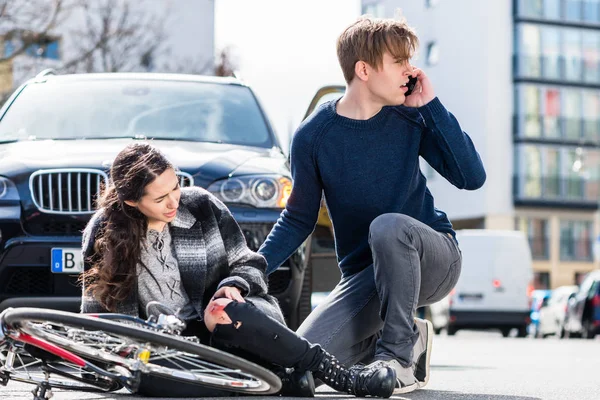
left=0, top=79, right=273, bottom=147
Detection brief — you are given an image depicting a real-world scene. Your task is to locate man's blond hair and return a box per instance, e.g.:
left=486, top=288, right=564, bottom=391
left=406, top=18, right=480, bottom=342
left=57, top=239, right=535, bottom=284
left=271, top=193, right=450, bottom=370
left=336, top=16, right=419, bottom=84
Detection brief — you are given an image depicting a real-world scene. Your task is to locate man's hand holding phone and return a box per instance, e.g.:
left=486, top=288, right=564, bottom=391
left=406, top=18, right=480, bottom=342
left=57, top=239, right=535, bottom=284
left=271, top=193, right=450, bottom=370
left=403, top=67, right=435, bottom=108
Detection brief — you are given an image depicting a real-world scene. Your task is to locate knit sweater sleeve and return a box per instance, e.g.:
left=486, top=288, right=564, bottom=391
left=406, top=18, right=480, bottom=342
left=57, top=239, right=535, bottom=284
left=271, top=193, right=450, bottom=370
left=258, top=123, right=324, bottom=274
left=417, top=97, right=486, bottom=190
left=210, top=195, right=268, bottom=298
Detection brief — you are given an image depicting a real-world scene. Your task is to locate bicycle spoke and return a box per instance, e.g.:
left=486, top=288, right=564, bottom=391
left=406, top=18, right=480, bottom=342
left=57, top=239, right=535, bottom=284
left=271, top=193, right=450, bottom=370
left=147, top=351, right=261, bottom=384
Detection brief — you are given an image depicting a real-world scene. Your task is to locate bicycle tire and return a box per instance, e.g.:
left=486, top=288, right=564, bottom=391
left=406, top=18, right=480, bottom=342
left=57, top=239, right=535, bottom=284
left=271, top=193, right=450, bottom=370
left=3, top=308, right=281, bottom=394
left=1, top=346, right=122, bottom=392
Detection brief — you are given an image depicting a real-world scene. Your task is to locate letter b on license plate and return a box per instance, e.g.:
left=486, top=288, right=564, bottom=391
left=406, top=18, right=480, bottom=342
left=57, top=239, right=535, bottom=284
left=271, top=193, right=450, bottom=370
left=51, top=248, right=84, bottom=273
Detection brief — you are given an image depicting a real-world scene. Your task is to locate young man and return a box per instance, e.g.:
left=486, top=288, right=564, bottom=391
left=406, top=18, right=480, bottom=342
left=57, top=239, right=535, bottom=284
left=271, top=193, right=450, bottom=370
left=259, top=16, right=485, bottom=394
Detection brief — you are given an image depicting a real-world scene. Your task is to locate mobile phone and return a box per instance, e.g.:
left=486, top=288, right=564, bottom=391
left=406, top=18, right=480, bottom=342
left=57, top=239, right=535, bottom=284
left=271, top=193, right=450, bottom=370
left=404, top=76, right=418, bottom=96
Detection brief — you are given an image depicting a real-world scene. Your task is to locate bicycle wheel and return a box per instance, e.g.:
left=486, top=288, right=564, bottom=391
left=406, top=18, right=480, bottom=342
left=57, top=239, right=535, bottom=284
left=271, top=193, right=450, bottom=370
left=0, top=345, right=122, bottom=392
left=3, top=308, right=281, bottom=394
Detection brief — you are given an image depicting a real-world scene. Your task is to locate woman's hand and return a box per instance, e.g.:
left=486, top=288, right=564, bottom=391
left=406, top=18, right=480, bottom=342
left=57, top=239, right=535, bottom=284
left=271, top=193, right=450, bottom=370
left=212, top=286, right=245, bottom=303
left=204, top=297, right=233, bottom=332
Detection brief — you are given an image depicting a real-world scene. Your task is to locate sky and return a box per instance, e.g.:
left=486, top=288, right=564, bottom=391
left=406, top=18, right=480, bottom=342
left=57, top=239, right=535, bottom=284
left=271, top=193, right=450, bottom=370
left=215, top=0, right=361, bottom=150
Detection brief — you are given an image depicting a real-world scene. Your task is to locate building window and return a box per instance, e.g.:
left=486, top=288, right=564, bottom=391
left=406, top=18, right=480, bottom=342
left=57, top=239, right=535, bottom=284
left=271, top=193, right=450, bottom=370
left=519, top=24, right=542, bottom=78
left=523, top=85, right=541, bottom=137
left=564, top=30, right=582, bottom=81
left=541, top=27, right=561, bottom=80
left=519, top=0, right=544, bottom=18
left=517, top=25, right=600, bottom=84
left=362, top=2, right=385, bottom=17
left=560, top=220, right=594, bottom=261
left=426, top=41, right=439, bottom=66
left=517, top=84, right=600, bottom=144
left=583, top=92, right=600, bottom=142
left=516, top=217, right=550, bottom=259
left=525, top=146, right=543, bottom=197
left=543, top=88, right=561, bottom=139
left=517, top=0, right=600, bottom=23
left=3, top=35, right=60, bottom=61
left=544, top=0, right=562, bottom=19
left=563, top=89, right=582, bottom=140
left=583, top=0, right=600, bottom=23
left=534, top=271, right=551, bottom=289
left=575, top=271, right=588, bottom=285
left=565, top=0, right=582, bottom=21
left=582, top=32, right=600, bottom=84
left=514, top=144, right=600, bottom=201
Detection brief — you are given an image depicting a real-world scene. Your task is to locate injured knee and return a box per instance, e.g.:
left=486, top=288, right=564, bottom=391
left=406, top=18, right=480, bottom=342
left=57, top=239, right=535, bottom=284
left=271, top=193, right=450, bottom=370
left=204, top=297, right=236, bottom=332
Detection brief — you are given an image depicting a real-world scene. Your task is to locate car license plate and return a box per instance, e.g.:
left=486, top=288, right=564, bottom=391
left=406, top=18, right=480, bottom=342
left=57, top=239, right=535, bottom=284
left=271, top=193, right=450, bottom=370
left=458, top=293, right=483, bottom=301
left=51, top=248, right=84, bottom=274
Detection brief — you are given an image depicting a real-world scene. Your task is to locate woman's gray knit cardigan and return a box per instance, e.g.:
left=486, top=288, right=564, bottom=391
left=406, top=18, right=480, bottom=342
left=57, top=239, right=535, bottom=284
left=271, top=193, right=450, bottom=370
left=80, top=186, right=284, bottom=323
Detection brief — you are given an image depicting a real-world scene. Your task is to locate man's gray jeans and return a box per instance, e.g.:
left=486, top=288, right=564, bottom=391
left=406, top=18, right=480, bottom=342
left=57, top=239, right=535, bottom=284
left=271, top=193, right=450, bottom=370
left=297, top=213, right=462, bottom=367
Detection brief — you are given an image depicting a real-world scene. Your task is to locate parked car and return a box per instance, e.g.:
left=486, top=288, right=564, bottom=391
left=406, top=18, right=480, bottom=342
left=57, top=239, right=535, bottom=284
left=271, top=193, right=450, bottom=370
left=0, top=71, right=311, bottom=329
left=564, top=270, right=600, bottom=339
left=528, top=289, right=552, bottom=337
left=447, top=230, right=533, bottom=337
left=537, top=285, right=578, bottom=338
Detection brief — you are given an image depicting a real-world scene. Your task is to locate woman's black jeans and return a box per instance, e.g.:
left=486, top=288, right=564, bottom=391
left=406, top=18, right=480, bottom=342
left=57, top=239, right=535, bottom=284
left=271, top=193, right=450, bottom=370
left=137, top=301, right=323, bottom=397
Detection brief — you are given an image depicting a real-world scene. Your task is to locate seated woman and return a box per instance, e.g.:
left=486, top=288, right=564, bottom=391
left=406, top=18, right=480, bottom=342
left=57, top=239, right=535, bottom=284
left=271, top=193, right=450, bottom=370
left=80, top=143, right=395, bottom=398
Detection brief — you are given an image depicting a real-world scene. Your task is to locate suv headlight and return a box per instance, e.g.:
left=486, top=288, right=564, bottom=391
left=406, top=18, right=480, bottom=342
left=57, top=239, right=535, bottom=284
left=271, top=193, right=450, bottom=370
left=0, top=177, right=19, bottom=201
left=207, top=175, right=292, bottom=208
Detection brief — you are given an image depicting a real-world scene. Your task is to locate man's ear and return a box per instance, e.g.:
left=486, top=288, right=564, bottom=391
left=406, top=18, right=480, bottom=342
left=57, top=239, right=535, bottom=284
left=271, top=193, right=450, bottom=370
left=354, top=60, right=369, bottom=82
left=124, top=200, right=137, bottom=208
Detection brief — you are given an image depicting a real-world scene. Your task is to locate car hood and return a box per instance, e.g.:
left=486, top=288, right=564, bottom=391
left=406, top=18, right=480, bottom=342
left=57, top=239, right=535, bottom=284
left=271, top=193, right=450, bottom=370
left=0, top=139, right=287, bottom=187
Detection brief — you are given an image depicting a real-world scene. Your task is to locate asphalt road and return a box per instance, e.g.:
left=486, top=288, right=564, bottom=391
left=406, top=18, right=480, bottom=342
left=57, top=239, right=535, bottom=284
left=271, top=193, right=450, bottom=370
left=1, top=330, right=598, bottom=400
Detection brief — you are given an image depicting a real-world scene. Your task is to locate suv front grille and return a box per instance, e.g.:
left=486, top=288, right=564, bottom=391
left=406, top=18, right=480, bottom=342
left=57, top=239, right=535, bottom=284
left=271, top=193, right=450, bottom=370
left=24, top=221, right=88, bottom=236
left=29, top=169, right=194, bottom=215
left=3, top=268, right=53, bottom=295
left=29, top=169, right=108, bottom=214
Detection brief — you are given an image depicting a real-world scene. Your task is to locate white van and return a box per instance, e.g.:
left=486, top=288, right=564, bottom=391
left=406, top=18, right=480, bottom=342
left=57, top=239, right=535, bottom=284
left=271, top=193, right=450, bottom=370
left=447, top=230, right=533, bottom=337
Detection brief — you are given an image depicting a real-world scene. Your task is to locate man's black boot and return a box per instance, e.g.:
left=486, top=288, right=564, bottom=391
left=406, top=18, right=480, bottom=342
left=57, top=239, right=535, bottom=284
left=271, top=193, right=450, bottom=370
left=312, top=351, right=396, bottom=398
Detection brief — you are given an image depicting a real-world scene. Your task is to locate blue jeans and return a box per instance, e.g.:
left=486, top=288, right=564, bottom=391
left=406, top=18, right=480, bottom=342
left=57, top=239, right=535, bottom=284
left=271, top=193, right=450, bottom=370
left=298, top=213, right=462, bottom=367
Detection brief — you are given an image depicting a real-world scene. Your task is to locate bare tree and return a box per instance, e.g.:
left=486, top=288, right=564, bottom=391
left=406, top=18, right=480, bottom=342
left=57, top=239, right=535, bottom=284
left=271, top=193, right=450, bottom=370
left=0, top=0, right=218, bottom=95
left=158, top=53, right=214, bottom=76
left=61, top=0, right=169, bottom=73
left=214, top=46, right=238, bottom=77
left=0, top=0, right=74, bottom=62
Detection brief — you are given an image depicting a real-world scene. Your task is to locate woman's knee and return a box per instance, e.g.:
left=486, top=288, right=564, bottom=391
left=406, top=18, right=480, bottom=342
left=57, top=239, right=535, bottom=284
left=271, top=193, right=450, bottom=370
left=204, top=297, right=233, bottom=332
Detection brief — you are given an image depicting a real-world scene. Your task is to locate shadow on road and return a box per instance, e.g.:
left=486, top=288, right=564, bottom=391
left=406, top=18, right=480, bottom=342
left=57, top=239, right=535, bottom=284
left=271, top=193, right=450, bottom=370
left=394, top=391, right=542, bottom=400
left=430, top=364, right=496, bottom=371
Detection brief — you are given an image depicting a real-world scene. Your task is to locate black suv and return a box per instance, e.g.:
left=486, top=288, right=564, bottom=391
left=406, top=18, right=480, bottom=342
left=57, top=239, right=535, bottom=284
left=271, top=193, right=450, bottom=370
left=0, top=71, right=311, bottom=329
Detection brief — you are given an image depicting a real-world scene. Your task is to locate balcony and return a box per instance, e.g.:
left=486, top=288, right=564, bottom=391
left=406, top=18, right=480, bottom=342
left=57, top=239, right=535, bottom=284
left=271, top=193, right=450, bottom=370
left=514, top=114, right=600, bottom=145
left=513, top=175, right=600, bottom=207
left=514, top=54, right=600, bottom=86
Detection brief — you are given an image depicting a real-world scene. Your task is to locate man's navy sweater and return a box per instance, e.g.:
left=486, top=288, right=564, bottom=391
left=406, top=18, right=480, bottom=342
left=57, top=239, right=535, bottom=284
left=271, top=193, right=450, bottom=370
left=259, top=97, right=486, bottom=276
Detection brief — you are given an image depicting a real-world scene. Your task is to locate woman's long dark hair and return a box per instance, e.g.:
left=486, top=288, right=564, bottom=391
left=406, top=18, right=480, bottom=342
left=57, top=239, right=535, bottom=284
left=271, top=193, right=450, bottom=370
left=81, top=143, right=174, bottom=311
